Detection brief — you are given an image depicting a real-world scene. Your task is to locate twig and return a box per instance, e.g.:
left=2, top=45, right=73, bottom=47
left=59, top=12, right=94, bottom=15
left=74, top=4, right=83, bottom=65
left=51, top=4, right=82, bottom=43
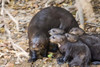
left=4, top=8, right=19, bottom=31
left=0, top=52, right=5, bottom=57
left=78, top=7, right=84, bottom=29
left=1, top=0, right=5, bottom=15
left=0, top=0, right=28, bottom=63
left=15, top=52, right=29, bottom=64
left=64, top=5, right=76, bottom=11
left=3, top=12, right=28, bottom=58
left=0, top=65, right=5, bottom=67
left=10, top=38, right=29, bottom=58
left=44, top=0, right=51, bottom=7
left=75, top=0, right=84, bottom=29
left=76, top=11, right=79, bottom=21
left=1, top=0, right=19, bottom=31
left=4, top=22, right=11, bottom=40
left=86, top=22, right=100, bottom=27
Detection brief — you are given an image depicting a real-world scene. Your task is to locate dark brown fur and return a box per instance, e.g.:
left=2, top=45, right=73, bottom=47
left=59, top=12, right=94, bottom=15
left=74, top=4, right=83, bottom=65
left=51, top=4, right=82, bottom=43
left=69, top=27, right=100, bottom=64
left=28, top=6, right=79, bottom=62
left=49, top=34, right=91, bottom=67
left=69, top=27, right=85, bottom=36
left=65, top=33, right=78, bottom=42
left=69, top=27, right=100, bottom=38
left=80, top=35, right=100, bottom=60
left=48, top=28, right=65, bottom=35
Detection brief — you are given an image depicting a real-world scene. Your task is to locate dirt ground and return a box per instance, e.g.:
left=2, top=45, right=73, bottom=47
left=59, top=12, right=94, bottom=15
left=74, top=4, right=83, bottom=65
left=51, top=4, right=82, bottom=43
left=0, top=0, right=100, bottom=67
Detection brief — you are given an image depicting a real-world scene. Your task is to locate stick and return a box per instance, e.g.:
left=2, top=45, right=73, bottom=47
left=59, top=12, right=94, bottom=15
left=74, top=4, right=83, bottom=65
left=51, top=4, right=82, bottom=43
left=75, top=0, right=84, bottom=29
left=10, top=38, right=29, bottom=58
left=76, top=11, right=79, bottom=21
left=1, top=0, right=5, bottom=15
left=4, top=8, right=19, bottom=31
left=3, top=13, right=28, bottom=58
left=44, top=0, right=51, bottom=7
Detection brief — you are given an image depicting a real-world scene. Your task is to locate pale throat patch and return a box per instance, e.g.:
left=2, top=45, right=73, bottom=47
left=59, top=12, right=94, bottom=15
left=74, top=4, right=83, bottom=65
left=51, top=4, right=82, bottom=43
left=58, top=43, right=61, bottom=47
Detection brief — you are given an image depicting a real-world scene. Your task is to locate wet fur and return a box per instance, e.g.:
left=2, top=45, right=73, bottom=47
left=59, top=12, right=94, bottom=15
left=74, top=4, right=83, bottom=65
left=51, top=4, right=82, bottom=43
left=69, top=27, right=100, bottom=64
left=28, top=6, right=79, bottom=62
left=49, top=35, right=91, bottom=67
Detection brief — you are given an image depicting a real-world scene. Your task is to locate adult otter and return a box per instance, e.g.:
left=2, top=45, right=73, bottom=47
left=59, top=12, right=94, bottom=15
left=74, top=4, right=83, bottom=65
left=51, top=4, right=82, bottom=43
left=69, top=27, right=100, bottom=65
left=49, top=34, right=91, bottom=67
left=28, top=6, right=79, bottom=62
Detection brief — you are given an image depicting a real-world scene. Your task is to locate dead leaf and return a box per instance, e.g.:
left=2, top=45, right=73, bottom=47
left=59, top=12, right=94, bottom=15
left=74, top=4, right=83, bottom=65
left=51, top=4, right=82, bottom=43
left=11, top=11, right=18, bottom=16
left=0, top=39, right=3, bottom=43
left=4, top=55, right=11, bottom=59
left=0, top=28, right=5, bottom=33
left=5, top=62, right=14, bottom=67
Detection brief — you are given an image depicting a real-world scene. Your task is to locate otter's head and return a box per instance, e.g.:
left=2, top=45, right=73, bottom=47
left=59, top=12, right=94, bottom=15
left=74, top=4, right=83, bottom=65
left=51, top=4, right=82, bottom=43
left=49, top=35, right=66, bottom=44
left=48, top=28, right=65, bottom=35
left=29, top=34, right=49, bottom=51
left=69, top=27, right=85, bottom=36
left=65, top=33, right=78, bottom=42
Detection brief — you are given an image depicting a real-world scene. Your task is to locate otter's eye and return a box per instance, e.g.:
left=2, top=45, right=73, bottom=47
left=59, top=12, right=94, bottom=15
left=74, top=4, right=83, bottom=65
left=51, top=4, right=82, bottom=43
left=67, top=35, right=69, bottom=37
left=52, top=36, right=55, bottom=39
left=52, top=30, right=55, bottom=32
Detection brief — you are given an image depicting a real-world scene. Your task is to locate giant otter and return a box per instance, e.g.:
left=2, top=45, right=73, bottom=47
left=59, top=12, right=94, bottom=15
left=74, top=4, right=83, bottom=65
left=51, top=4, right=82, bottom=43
left=69, top=27, right=100, bottom=64
left=28, top=6, right=79, bottom=62
left=48, top=28, right=65, bottom=35
left=69, top=27, right=100, bottom=38
left=48, top=28, right=65, bottom=52
left=49, top=34, right=91, bottom=67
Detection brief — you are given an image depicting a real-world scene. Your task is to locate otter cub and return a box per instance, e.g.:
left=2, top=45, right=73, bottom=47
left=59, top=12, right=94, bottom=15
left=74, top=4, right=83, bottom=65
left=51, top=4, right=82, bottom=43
left=49, top=34, right=91, bottom=67
left=69, top=27, right=100, bottom=64
left=48, top=28, right=65, bottom=35
left=69, top=27, right=100, bottom=38
left=48, top=28, right=65, bottom=52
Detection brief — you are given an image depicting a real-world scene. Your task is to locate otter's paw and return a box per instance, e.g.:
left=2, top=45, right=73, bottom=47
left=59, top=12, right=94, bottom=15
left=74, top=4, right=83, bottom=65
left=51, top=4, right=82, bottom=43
left=57, top=57, right=65, bottom=64
left=28, top=57, right=37, bottom=63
